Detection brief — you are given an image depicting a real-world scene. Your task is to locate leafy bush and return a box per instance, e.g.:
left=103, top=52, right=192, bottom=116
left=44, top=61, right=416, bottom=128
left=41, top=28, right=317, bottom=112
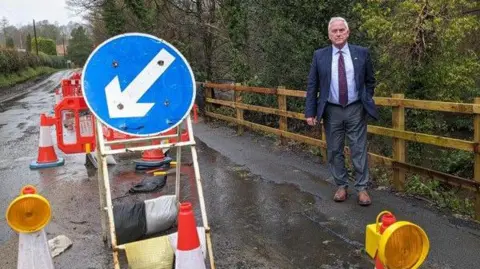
left=31, top=37, right=57, bottom=55
left=0, top=48, right=65, bottom=76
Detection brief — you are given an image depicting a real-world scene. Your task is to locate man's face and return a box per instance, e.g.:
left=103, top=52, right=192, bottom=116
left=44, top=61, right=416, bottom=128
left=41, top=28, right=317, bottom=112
left=328, top=20, right=349, bottom=48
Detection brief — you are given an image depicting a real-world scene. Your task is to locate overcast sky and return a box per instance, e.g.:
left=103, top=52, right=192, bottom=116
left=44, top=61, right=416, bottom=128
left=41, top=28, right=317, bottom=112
left=0, top=0, right=83, bottom=27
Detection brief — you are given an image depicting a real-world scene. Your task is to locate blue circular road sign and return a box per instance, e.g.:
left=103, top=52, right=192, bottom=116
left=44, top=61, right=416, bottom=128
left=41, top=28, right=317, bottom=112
left=82, top=33, right=196, bottom=136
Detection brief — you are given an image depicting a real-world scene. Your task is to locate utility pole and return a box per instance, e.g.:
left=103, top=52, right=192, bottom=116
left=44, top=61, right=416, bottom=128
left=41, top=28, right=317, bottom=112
left=62, top=34, right=66, bottom=56
left=33, top=19, right=38, bottom=55
left=62, top=34, right=67, bottom=68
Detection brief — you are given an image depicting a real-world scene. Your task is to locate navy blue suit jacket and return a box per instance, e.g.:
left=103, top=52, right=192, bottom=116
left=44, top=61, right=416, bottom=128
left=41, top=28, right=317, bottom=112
left=305, top=44, right=378, bottom=120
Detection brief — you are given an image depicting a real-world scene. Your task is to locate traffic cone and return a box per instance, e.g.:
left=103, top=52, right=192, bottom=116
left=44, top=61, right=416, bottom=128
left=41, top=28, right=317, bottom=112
left=193, top=104, right=198, bottom=123
left=134, top=140, right=172, bottom=169
left=175, top=202, right=206, bottom=269
left=30, top=114, right=65, bottom=169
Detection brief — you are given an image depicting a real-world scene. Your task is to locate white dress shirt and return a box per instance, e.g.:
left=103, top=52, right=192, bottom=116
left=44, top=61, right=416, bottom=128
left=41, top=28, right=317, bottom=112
left=328, top=43, right=357, bottom=105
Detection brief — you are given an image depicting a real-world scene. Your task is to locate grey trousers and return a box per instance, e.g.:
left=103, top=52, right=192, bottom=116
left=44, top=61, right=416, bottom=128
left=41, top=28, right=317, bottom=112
left=323, top=102, right=369, bottom=192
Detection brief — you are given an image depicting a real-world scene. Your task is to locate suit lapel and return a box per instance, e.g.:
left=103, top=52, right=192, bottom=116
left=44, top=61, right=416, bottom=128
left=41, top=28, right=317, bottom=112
left=349, top=45, right=361, bottom=92
left=325, top=46, right=332, bottom=93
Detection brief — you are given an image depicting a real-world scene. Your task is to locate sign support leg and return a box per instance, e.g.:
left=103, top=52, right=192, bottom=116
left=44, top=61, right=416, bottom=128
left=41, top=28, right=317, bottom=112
left=175, top=122, right=183, bottom=203
left=95, top=120, right=120, bottom=269
left=95, top=124, right=108, bottom=243
left=186, top=116, right=215, bottom=269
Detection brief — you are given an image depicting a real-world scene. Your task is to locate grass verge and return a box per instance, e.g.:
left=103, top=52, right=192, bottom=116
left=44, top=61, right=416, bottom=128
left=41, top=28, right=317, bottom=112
left=370, top=167, right=475, bottom=218
left=0, top=67, right=59, bottom=88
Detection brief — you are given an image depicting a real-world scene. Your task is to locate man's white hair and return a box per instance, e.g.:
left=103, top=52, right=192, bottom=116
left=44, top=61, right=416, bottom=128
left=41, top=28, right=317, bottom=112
left=328, top=17, right=349, bottom=31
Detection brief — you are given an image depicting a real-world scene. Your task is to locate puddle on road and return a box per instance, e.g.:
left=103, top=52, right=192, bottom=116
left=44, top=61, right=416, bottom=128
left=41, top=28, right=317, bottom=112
left=196, top=140, right=373, bottom=269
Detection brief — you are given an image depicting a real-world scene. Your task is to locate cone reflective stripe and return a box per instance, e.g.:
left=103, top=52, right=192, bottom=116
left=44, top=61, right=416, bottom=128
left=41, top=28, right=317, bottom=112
left=30, top=114, right=64, bottom=169
left=175, top=202, right=206, bottom=269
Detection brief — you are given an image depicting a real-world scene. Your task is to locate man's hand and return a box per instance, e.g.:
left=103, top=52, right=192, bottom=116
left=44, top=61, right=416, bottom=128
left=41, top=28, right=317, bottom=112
left=306, top=117, right=317, bottom=126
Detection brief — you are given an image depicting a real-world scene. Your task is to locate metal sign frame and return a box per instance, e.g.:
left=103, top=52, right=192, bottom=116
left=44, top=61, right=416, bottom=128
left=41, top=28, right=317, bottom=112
left=94, top=115, right=215, bottom=269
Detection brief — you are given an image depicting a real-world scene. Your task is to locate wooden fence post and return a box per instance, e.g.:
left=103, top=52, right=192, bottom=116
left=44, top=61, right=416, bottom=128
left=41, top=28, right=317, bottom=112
left=321, top=123, right=328, bottom=163
left=392, top=93, right=406, bottom=191
left=234, top=83, right=244, bottom=135
left=203, top=82, right=212, bottom=122
left=474, top=98, right=480, bottom=220
left=277, top=86, right=287, bottom=144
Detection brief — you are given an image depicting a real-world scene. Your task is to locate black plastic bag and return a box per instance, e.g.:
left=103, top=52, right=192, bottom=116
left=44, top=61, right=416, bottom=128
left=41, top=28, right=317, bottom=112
left=113, top=201, right=147, bottom=245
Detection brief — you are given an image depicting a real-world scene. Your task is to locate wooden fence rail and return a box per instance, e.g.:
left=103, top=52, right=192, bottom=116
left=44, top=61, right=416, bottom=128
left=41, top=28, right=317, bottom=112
left=202, top=82, right=480, bottom=220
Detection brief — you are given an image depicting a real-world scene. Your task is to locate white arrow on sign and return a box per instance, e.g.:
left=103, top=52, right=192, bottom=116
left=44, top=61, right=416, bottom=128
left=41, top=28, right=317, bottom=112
left=105, top=48, right=175, bottom=118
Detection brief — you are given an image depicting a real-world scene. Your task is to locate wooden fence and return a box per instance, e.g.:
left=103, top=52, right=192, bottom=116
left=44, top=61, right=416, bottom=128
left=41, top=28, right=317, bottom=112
left=201, top=82, right=480, bottom=220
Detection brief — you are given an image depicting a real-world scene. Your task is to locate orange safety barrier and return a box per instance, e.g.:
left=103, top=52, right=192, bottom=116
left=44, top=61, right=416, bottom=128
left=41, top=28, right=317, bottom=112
left=54, top=96, right=96, bottom=154
left=61, top=79, right=82, bottom=97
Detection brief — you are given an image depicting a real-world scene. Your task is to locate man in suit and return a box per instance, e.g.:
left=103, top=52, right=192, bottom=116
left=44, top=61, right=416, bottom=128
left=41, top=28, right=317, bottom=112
left=305, top=17, right=378, bottom=206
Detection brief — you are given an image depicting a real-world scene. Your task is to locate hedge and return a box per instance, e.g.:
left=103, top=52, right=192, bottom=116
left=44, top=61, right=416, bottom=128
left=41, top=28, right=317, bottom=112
left=0, top=48, right=65, bottom=75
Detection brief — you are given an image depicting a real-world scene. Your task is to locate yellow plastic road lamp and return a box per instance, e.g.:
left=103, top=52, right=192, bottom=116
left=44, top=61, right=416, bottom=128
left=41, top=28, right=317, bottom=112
left=6, top=185, right=54, bottom=269
left=365, top=211, right=430, bottom=269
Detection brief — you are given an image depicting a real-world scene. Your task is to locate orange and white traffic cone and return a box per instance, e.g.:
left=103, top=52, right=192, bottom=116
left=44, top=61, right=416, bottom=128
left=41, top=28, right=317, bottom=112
left=30, top=114, right=64, bottom=169
left=175, top=202, right=206, bottom=269
left=193, top=104, right=198, bottom=123
left=134, top=139, right=172, bottom=169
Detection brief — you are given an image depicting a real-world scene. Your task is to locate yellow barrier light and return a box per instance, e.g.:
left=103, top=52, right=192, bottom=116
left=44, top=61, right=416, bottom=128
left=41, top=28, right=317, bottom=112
left=378, top=221, right=429, bottom=269
left=365, top=211, right=429, bottom=269
left=6, top=187, right=51, bottom=233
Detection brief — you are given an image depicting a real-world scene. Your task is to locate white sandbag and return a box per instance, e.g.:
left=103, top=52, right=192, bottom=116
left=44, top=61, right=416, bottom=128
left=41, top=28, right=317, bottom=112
left=144, top=195, right=178, bottom=235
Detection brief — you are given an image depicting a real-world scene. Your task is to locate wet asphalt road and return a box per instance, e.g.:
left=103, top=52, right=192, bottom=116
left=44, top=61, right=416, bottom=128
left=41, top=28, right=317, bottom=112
left=1, top=71, right=480, bottom=269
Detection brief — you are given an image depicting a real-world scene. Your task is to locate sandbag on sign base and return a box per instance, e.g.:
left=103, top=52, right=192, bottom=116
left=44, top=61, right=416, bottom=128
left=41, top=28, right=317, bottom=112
left=114, top=201, right=147, bottom=245
left=145, top=195, right=178, bottom=235
left=123, top=235, right=174, bottom=269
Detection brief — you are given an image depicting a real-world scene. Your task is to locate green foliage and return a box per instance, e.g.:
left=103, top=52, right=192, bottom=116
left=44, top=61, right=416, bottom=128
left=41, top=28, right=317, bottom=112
left=6, top=37, right=14, bottom=48
left=355, top=0, right=480, bottom=100
left=102, top=0, right=126, bottom=36
left=124, top=0, right=153, bottom=32
left=0, top=48, right=64, bottom=75
left=67, top=26, right=93, bottom=66
left=355, top=0, right=480, bottom=178
left=405, top=175, right=474, bottom=217
left=31, top=37, right=57, bottom=55
left=0, top=66, right=57, bottom=88
left=223, top=0, right=251, bottom=82
left=26, top=33, right=32, bottom=53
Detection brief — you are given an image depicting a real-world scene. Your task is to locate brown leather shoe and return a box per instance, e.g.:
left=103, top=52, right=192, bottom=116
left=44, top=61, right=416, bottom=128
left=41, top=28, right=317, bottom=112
left=358, top=191, right=372, bottom=206
left=333, top=187, right=348, bottom=202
